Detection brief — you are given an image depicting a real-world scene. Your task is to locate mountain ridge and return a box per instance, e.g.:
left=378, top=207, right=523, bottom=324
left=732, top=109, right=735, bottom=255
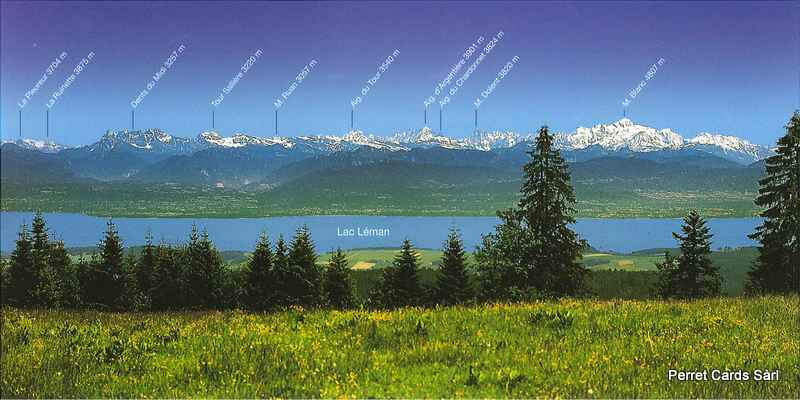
left=4, top=118, right=773, bottom=165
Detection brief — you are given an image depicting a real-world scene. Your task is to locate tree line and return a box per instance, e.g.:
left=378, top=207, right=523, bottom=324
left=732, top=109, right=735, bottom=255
left=1, top=112, right=797, bottom=310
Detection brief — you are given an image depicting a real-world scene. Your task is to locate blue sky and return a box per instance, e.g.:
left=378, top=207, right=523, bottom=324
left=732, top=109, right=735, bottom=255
left=1, top=1, right=797, bottom=146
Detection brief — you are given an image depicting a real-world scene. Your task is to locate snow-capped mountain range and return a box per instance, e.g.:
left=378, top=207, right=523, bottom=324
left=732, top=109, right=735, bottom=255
left=1, top=138, right=70, bottom=154
left=554, top=118, right=684, bottom=152
left=553, top=118, right=773, bottom=163
left=3, top=119, right=774, bottom=164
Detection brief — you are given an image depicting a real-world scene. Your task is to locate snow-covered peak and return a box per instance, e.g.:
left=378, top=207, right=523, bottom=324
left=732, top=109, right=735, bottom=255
left=555, top=119, right=684, bottom=152
left=3, top=138, right=69, bottom=153
left=388, top=127, right=469, bottom=149
left=199, top=131, right=294, bottom=148
left=198, top=131, right=223, bottom=142
left=416, top=126, right=435, bottom=142
left=686, top=132, right=772, bottom=163
left=96, top=128, right=187, bottom=151
left=337, top=130, right=406, bottom=151
left=688, top=132, right=753, bottom=149
left=467, top=130, right=524, bottom=151
left=612, top=117, right=634, bottom=127
left=343, top=130, right=369, bottom=143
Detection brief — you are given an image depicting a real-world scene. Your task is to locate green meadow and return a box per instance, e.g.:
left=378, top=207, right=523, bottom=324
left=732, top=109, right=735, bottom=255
left=2, top=296, right=797, bottom=398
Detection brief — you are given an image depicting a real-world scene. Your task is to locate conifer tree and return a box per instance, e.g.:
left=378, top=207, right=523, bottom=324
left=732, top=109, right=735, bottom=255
left=288, top=225, right=323, bottom=307
left=136, top=231, right=157, bottom=303
left=120, top=252, right=144, bottom=310
left=271, top=234, right=299, bottom=307
left=30, top=212, right=60, bottom=306
left=747, top=111, right=800, bottom=294
left=49, top=240, right=78, bottom=307
left=184, top=227, right=225, bottom=309
left=476, top=126, right=587, bottom=298
left=324, top=248, right=355, bottom=309
left=7, top=225, right=35, bottom=306
left=434, top=228, right=474, bottom=305
left=95, top=219, right=126, bottom=309
left=274, top=235, right=289, bottom=270
left=372, top=239, right=422, bottom=308
left=75, top=256, right=95, bottom=307
left=151, top=243, right=184, bottom=310
left=657, top=210, right=721, bottom=298
left=394, top=239, right=422, bottom=304
left=246, top=232, right=274, bottom=310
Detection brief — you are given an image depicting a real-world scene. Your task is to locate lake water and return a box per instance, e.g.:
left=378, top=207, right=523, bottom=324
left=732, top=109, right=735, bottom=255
left=0, top=212, right=760, bottom=254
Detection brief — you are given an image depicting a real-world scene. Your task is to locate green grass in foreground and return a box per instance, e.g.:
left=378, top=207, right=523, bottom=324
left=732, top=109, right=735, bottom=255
left=1, top=296, right=797, bottom=398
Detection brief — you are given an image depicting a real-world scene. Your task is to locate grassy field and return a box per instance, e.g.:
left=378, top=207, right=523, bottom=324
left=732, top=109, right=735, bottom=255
left=0, top=182, right=759, bottom=218
left=1, top=296, right=797, bottom=398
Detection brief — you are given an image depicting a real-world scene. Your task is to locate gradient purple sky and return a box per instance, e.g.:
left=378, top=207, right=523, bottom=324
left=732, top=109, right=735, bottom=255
left=1, top=1, right=798, bottom=146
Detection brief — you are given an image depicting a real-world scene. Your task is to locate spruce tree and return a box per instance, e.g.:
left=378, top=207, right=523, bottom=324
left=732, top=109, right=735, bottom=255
left=246, top=232, right=275, bottom=310
left=75, top=256, right=95, bottom=307
left=136, top=231, right=157, bottom=303
left=274, top=235, right=289, bottom=270
left=476, top=126, right=587, bottom=298
left=49, top=240, right=78, bottom=307
left=288, top=225, right=323, bottom=307
left=7, top=225, right=35, bottom=306
left=747, top=111, right=800, bottom=294
left=435, top=229, right=474, bottom=305
left=184, top=227, right=225, bottom=309
left=151, top=243, right=184, bottom=310
left=324, top=248, right=355, bottom=309
left=271, top=235, right=297, bottom=307
left=96, top=219, right=126, bottom=309
left=30, top=212, right=60, bottom=306
left=120, top=252, right=144, bottom=310
left=657, top=210, right=721, bottom=298
left=372, top=239, right=422, bottom=308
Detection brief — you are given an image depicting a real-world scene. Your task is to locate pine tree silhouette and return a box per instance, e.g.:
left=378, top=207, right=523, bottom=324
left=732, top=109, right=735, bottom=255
left=324, top=248, right=355, bottom=309
left=434, top=228, right=474, bottom=305
left=246, top=232, right=274, bottom=310
left=657, top=210, right=721, bottom=298
left=747, top=111, right=800, bottom=294
left=477, top=126, right=587, bottom=299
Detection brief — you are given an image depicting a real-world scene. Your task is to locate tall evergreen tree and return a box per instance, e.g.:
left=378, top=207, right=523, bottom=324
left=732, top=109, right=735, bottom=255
left=119, top=252, right=144, bottom=310
left=434, top=228, right=474, bottom=305
left=372, top=239, right=422, bottom=308
left=136, top=231, right=157, bottom=303
left=30, top=212, right=60, bottom=306
left=184, top=227, right=225, bottom=309
left=323, top=248, right=355, bottom=309
left=75, top=256, right=95, bottom=307
left=246, top=232, right=275, bottom=310
left=49, top=240, right=78, bottom=307
left=657, top=210, right=721, bottom=298
left=747, top=111, right=800, bottom=294
left=288, top=225, right=323, bottom=307
left=7, top=225, right=35, bottom=306
left=476, top=126, right=587, bottom=299
left=95, top=219, right=126, bottom=308
left=151, top=243, right=184, bottom=310
left=274, top=235, right=289, bottom=270
left=271, top=235, right=297, bottom=307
